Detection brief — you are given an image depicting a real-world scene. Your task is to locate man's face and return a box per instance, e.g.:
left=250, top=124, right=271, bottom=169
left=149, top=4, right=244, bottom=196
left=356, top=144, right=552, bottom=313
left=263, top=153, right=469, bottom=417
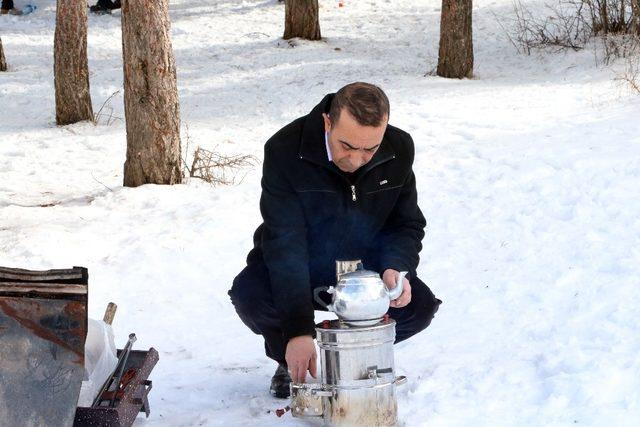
left=323, top=109, right=387, bottom=173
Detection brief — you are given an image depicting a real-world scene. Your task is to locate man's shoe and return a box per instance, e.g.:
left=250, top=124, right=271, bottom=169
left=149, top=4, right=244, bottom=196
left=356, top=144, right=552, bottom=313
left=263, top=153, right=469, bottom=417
left=1, top=8, right=23, bottom=15
left=89, top=0, right=120, bottom=13
left=270, top=363, right=291, bottom=398
left=89, top=4, right=111, bottom=14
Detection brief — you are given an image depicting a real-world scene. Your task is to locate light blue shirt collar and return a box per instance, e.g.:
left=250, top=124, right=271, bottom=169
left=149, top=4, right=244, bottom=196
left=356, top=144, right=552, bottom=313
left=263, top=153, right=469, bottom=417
left=324, top=131, right=333, bottom=162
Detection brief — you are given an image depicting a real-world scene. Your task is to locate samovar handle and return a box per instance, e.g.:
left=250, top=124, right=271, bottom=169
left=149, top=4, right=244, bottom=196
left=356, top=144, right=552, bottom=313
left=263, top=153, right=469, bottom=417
left=394, top=376, right=408, bottom=386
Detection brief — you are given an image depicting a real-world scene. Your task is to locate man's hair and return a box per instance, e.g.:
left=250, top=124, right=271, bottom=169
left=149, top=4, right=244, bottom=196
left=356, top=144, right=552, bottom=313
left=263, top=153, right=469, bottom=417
left=328, top=82, right=390, bottom=127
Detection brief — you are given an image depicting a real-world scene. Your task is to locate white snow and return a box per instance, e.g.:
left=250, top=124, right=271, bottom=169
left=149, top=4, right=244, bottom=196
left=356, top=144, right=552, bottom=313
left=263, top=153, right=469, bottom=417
left=1, top=0, right=639, bottom=426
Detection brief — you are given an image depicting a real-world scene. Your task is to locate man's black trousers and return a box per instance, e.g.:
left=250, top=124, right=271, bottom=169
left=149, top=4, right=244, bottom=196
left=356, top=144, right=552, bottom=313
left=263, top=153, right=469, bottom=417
left=229, top=262, right=442, bottom=365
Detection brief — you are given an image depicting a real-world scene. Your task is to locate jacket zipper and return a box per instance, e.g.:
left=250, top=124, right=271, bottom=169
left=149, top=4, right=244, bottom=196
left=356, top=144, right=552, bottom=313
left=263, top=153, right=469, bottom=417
left=348, top=155, right=396, bottom=202
left=299, top=154, right=396, bottom=204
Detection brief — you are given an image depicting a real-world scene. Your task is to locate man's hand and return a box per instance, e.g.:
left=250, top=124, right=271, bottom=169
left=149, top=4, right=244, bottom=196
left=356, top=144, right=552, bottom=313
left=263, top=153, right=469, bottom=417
left=383, top=269, right=412, bottom=308
left=285, top=335, right=317, bottom=383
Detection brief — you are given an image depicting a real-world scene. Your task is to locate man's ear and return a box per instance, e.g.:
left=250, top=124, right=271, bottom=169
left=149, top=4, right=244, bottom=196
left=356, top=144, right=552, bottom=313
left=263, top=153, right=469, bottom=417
left=322, top=113, right=331, bottom=133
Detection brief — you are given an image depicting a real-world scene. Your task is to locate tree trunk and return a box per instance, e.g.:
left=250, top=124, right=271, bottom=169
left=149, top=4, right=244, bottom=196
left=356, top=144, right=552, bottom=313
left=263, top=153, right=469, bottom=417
left=632, top=0, right=640, bottom=35
left=0, top=38, right=7, bottom=72
left=54, top=0, right=94, bottom=125
left=121, top=0, right=181, bottom=187
left=284, top=0, right=321, bottom=40
left=601, top=0, right=609, bottom=34
left=437, top=0, right=474, bottom=79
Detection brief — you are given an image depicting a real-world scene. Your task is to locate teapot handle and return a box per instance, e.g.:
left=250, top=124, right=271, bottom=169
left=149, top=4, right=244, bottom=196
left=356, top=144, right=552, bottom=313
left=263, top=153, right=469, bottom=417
left=313, top=286, right=335, bottom=312
left=386, top=271, right=408, bottom=301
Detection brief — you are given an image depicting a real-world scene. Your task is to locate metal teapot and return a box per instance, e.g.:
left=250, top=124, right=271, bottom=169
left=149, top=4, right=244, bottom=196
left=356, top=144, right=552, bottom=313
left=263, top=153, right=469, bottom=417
left=313, top=261, right=407, bottom=326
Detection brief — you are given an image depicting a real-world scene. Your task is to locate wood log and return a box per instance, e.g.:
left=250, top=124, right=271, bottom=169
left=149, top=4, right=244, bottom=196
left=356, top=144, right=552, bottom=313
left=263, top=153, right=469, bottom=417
left=0, top=266, right=88, bottom=296
left=0, top=282, right=88, bottom=295
left=0, top=266, right=84, bottom=282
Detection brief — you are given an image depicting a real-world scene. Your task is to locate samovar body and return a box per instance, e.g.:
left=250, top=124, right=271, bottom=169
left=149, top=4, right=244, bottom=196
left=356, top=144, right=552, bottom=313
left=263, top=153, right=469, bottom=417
left=291, top=318, right=406, bottom=426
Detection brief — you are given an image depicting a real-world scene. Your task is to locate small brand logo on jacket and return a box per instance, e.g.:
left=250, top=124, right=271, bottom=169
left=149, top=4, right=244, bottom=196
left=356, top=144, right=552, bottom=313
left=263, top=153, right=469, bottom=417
left=379, top=180, right=388, bottom=186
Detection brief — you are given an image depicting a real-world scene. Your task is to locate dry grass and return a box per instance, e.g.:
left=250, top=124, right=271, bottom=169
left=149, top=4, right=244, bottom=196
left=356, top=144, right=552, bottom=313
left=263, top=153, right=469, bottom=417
left=498, top=0, right=640, bottom=58
left=93, top=90, right=123, bottom=126
left=616, top=54, right=640, bottom=92
left=188, top=146, right=257, bottom=185
left=181, top=124, right=257, bottom=185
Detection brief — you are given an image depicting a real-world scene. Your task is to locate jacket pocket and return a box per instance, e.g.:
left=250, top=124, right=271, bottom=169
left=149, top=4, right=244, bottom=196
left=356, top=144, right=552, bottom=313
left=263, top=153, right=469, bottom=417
left=363, top=184, right=403, bottom=195
left=295, top=189, right=339, bottom=194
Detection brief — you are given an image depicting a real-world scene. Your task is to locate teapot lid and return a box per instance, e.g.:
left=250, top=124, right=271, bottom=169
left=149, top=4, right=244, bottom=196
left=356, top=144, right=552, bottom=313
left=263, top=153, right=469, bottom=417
left=339, top=263, right=379, bottom=280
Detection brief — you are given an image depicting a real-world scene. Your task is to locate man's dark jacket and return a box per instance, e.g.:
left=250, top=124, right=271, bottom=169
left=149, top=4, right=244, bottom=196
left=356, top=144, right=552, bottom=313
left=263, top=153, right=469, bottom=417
left=244, top=93, right=426, bottom=340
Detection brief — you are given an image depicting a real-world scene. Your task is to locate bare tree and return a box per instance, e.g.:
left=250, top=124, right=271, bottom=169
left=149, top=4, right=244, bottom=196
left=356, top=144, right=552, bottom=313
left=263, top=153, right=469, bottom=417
left=0, top=38, right=7, bottom=72
left=284, top=0, right=321, bottom=40
left=54, top=0, right=94, bottom=125
left=121, top=0, right=181, bottom=187
left=437, top=0, right=474, bottom=78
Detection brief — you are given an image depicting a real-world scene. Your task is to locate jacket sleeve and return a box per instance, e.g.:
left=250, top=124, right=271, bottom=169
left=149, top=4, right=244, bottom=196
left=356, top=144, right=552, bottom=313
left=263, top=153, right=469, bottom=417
left=376, top=145, right=426, bottom=278
left=260, top=144, right=316, bottom=340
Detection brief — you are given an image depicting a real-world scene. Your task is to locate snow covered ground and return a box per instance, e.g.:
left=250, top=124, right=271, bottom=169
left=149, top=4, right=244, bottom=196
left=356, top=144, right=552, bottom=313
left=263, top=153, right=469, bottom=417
left=1, top=0, right=639, bottom=425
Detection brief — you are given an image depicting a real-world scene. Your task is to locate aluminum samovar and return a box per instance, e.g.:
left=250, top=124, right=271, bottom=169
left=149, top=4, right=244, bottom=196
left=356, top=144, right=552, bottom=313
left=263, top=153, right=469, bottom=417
left=290, top=260, right=407, bottom=426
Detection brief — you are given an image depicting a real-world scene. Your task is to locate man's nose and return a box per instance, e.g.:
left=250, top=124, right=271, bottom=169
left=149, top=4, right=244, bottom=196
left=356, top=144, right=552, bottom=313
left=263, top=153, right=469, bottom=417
left=358, top=153, right=373, bottom=167
left=352, top=155, right=366, bottom=169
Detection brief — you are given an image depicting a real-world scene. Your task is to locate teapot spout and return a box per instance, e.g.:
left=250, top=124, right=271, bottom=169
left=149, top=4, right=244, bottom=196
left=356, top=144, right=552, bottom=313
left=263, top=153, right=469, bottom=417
left=386, top=271, right=407, bottom=301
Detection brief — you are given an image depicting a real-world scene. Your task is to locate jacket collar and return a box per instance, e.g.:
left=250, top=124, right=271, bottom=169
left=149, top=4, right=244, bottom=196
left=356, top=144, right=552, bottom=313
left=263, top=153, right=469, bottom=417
left=299, top=93, right=395, bottom=169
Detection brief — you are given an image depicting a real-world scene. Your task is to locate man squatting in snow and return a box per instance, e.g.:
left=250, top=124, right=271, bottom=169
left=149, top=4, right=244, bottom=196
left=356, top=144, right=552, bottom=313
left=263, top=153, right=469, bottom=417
left=229, top=82, right=442, bottom=398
